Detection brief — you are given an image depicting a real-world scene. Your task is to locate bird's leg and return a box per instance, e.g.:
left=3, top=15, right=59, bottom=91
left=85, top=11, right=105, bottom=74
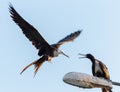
left=46, top=56, right=52, bottom=63
left=47, top=56, right=51, bottom=61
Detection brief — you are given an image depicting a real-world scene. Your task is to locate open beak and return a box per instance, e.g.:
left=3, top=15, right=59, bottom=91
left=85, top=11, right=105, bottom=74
left=78, top=53, right=86, bottom=59
left=62, top=52, right=70, bottom=58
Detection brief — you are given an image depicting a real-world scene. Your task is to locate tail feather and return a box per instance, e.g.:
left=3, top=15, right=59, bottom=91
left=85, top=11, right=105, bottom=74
left=20, top=58, right=45, bottom=76
left=20, top=61, right=35, bottom=74
left=34, top=61, right=44, bottom=77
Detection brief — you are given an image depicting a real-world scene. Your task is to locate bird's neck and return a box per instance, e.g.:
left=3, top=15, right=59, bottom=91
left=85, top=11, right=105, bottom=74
left=89, top=58, right=96, bottom=65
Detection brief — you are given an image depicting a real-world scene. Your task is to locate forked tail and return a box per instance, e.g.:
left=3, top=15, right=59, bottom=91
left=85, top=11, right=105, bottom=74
left=20, top=57, right=45, bottom=77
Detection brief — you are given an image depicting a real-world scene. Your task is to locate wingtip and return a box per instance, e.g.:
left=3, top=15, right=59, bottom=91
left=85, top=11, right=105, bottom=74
left=77, top=29, right=83, bottom=34
left=74, top=30, right=82, bottom=37
left=8, top=2, right=13, bottom=10
left=8, top=3, right=14, bottom=15
left=73, top=30, right=83, bottom=37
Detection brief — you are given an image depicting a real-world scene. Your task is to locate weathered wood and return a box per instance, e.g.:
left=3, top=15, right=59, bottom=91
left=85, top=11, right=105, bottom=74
left=63, top=72, right=113, bottom=89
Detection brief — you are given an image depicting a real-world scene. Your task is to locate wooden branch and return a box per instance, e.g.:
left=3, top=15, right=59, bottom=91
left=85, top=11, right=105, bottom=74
left=63, top=72, right=118, bottom=89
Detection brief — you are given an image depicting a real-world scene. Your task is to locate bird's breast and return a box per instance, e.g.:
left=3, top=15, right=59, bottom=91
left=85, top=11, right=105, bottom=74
left=53, top=50, right=59, bottom=57
left=94, top=62, right=102, bottom=74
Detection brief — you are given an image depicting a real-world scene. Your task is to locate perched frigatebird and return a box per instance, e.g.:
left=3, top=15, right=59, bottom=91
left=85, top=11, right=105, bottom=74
left=79, top=53, right=112, bottom=92
left=9, top=4, right=82, bottom=76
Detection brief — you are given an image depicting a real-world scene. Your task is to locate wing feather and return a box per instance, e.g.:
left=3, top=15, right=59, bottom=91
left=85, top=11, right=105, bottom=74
left=52, top=30, right=82, bottom=48
left=96, top=59, right=110, bottom=79
left=9, top=5, right=51, bottom=49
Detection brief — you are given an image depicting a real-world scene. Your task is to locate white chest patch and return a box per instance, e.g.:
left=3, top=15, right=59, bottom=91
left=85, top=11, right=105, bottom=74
left=95, top=61, right=102, bottom=73
left=53, top=50, right=59, bottom=57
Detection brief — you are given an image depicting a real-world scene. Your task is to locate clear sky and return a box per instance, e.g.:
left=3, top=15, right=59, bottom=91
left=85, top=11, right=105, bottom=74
left=1, top=0, right=120, bottom=92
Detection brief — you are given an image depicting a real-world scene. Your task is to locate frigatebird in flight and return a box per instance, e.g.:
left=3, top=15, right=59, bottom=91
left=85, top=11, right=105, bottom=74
left=9, top=4, right=82, bottom=76
left=79, top=53, right=112, bottom=92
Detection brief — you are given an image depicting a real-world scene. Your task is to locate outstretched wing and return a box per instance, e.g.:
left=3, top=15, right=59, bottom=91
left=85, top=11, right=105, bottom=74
left=9, top=4, right=51, bottom=49
left=52, top=30, right=82, bottom=48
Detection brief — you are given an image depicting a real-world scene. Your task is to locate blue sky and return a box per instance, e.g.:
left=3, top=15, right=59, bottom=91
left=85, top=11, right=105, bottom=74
left=1, top=0, right=120, bottom=92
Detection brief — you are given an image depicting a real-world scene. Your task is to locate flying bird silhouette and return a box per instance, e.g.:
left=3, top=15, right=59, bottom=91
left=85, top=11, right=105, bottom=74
left=79, top=53, right=112, bottom=92
left=9, top=4, right=82, bottom=76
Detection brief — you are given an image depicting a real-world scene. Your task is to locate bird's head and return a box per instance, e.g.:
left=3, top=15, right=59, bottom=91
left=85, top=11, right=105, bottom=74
left=57, top=49, right=69, bottom=58
left=79, top=53, right=95, bottom=61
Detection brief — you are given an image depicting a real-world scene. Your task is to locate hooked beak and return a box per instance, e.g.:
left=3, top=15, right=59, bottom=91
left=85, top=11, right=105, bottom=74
left=78, top=53, right=86, bottom=59
left=62, top=52, right=69, bottom=58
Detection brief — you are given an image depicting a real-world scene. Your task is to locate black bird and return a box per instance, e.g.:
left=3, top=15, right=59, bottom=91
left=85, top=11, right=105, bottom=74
left=9, top=4, right=82, bottom=76
left=79, top=53, right=112, bottom=92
